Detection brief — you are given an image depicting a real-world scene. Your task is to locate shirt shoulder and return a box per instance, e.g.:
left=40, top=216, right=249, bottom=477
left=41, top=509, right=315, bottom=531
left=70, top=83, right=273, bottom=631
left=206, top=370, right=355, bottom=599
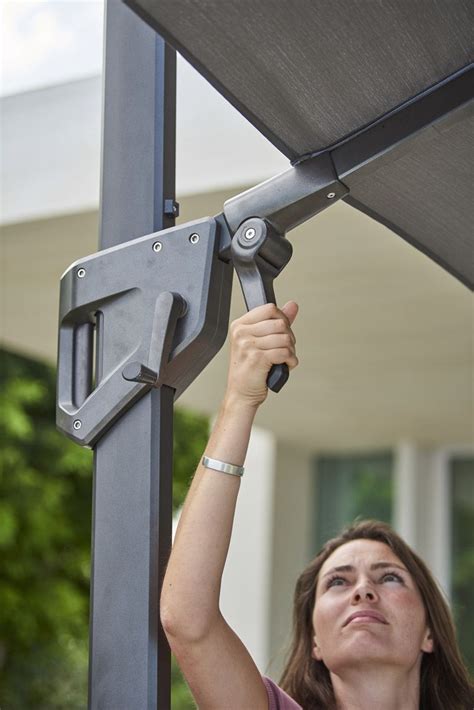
left=262, top=676, right=303, bottom=710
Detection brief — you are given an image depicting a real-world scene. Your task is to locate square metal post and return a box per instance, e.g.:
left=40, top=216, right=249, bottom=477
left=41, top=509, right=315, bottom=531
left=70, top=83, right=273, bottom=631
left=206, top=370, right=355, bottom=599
left=89, top=0, right=176, bottom=707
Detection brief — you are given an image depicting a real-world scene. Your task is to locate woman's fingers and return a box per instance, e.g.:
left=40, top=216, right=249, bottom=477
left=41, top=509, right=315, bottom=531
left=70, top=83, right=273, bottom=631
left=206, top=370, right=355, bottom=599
left=231, top=303, right=298, bottom=364
left=225, top=301, right=299, bottom=407
left=237, top=302, right=290, bottom=327
left=233, top=330, right=298, bottom=370
left=265, top=348, right=299, bottom=370
left=248, top=333, right=296, bottom=351
left=243, top=319, right=296, bottom=343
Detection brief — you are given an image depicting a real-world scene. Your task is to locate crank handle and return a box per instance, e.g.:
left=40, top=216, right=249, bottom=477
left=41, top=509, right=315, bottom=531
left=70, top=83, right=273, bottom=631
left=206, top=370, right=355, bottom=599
left=267, top=362, right=289, bottom=393
left=229, top=217, right=293, bottom=394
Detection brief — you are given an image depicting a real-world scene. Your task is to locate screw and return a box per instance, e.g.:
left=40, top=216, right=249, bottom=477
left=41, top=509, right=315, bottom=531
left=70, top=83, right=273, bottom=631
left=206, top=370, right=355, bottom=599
left=73, top=419, right=82, bottom=430
left=152, top=241, right=162, bottom=252
left=244, top=227, right=256, bottom=240
left=189, top=233, right=200, bottom=244
left=327, top=192, right=336, bottom=199
left=77, top=268, right=86, bottom=278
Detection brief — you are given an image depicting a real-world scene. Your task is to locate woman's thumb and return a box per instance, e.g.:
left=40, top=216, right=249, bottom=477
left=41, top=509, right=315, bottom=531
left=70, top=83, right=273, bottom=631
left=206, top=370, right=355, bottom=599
left=281, top=300, right=299, bottom=324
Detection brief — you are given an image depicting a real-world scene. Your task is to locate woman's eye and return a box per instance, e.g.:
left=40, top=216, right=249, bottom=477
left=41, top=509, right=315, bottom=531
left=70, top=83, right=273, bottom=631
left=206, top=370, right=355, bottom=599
left=327, top=576, right=346, bottom=589
left=381, top=572, right=403, bottom=583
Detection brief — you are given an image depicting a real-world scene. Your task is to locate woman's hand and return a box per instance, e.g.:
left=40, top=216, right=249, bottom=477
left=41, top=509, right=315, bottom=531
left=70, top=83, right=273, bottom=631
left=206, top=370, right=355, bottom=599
left=224, top=301, right=299, bottom=409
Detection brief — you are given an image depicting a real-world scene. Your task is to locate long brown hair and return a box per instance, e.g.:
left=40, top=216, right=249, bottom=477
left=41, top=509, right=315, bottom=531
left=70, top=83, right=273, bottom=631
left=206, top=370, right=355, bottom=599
left=278, top=520, right=473, bottom=709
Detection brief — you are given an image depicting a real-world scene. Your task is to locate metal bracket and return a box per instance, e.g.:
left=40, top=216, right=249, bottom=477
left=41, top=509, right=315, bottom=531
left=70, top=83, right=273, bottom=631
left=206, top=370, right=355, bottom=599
left=57, top=150, right=349, bottom=442
left=57, top=217, right=232, bottom=447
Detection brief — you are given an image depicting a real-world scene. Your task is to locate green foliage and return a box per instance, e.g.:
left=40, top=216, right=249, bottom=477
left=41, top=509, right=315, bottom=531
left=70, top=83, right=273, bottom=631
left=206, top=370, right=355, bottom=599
left=173, top=407, right=209, bottom=512
left=315, top=453, right=393, bottom=548
left=451, top=458, right=474, bottom=673
left=0, top=349, right=206, bottom=708
left=171, top=659, right=196, bottom=709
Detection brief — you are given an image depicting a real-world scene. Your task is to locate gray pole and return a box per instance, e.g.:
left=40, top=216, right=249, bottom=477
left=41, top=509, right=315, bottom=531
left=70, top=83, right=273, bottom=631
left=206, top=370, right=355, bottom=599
left=89, top=1, right=176, bottom=707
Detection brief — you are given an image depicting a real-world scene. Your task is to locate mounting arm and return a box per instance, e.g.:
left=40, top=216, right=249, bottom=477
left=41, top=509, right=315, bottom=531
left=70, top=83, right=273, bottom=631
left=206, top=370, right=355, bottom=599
left=224, top=151, right=348, bottom=236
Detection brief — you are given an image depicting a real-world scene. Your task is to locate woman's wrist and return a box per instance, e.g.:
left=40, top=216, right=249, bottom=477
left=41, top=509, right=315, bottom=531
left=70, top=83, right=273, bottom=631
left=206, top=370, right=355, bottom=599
left=201, top=392, right=258, bottom=468
left=221, top=390, right=260, bottom=418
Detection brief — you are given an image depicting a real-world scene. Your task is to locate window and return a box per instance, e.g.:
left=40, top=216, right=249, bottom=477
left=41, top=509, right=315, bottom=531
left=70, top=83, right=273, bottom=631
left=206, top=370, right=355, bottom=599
left=314, top=452, right=393, bottom=550
left=450, top=455, right=474, bottom=672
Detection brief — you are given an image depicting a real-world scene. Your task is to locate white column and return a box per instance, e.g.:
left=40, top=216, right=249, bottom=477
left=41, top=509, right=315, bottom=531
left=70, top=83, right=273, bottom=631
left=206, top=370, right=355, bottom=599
left=219, top=425, right=276, bottom=672
left=393, top=441, right=451, bottom=598
left=393, top=441, right=422, bottom=548
left=427, top=449, right=451, bottom=597
left=266, top=441, right=314, bottom=680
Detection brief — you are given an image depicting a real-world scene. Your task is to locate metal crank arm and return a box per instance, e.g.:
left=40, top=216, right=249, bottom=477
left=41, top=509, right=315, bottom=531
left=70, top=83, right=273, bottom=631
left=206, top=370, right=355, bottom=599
left=219, top=152, right=348, bottom=394
left=229, top=217, right=293, bottom=392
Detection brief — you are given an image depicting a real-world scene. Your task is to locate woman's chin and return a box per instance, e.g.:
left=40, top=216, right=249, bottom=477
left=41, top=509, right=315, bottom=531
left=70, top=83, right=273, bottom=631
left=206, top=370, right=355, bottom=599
left=323, top=636, right=394, bottom=672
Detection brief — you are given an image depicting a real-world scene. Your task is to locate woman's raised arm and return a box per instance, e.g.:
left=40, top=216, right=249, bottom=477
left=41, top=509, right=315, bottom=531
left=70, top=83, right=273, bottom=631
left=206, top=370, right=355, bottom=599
left=160, top=301, right=298, bottom=709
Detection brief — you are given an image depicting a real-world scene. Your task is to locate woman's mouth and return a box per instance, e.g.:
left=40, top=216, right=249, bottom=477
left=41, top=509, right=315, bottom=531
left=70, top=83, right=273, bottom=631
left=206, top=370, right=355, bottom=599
left=343, top=610, right=388, bottom=627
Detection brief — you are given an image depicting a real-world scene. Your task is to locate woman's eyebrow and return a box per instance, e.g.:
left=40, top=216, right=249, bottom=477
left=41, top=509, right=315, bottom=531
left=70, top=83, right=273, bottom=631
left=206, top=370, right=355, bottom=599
left=370, top=562, right=408, bottom=572
left=322, top=562, right=408, bottom=578
left=322, top=564, right=354, bottom=578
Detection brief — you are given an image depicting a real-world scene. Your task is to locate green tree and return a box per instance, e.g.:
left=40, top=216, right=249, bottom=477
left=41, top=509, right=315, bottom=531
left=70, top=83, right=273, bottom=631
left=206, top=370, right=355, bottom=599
left=315, top=453, right=393, bottom=548
left=0, top=349, right=206, bottom=708
left=451, top=458, right=474, bottom=673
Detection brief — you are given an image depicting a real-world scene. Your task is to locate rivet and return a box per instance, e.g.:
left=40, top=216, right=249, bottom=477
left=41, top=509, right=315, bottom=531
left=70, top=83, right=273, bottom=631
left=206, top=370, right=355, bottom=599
left=73, top=419, right=82, bottom=430
left=152, top=241, right=162, bottom=252
left=244, top=227, right=256, bottom=240
left=77, top=268, right=86, bottom=278
left=327, top=192, right=336, bottom=199
left=189, top=233, right=200, bottom=244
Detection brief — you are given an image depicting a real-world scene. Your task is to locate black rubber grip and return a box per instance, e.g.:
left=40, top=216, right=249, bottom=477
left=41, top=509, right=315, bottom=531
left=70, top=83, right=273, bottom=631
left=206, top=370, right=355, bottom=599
left=266, top=363, right=289, bottom=392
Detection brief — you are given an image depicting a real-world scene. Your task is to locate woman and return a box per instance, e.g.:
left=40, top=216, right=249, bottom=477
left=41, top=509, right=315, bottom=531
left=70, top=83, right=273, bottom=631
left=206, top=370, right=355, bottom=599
left=160, top=302, right=472, bottom=709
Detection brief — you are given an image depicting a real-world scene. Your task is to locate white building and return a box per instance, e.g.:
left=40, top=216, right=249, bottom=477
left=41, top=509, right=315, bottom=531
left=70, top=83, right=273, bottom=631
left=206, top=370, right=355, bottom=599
left=1, top=65, right=472, bottom=678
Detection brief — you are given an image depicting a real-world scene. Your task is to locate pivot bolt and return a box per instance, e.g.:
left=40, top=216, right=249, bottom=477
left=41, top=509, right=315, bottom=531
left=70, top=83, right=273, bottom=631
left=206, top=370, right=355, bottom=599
left=77, top=268, right=86, bottom=278
left=152, top=241, right=162, bottom=252
left=327, top=192, right=336, bottom=199
left=73, top=419, right=82, bottom=430
left=244, top=227, right=256, bottom=240
left=189, top=233, right=200, bottom=244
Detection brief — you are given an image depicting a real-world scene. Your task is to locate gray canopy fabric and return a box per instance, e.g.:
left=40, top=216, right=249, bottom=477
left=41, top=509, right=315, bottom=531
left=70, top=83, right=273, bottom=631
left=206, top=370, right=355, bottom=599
left=345, top=103, right=474, bottom=288
left=124, top=0, right=474, bottom=289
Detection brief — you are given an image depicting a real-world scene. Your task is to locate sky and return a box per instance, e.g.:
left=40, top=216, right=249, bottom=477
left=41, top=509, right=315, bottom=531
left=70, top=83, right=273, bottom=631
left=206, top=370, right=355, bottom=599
left=1, top=0, right=104, bottom=96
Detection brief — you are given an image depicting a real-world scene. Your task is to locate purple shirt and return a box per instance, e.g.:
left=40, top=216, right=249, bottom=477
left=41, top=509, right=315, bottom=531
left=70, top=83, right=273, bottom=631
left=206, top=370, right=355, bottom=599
left=263, top=676, right=302, bottom=710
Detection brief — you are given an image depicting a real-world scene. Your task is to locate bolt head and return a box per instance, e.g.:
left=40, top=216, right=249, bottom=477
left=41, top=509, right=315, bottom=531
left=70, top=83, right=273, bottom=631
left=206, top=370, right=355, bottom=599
left=244, top=227, right=256, bottom=240
left=77, top=268, right=86, bottom=278
left=152, top=241, right=162, bottom=252
left=327, top=192, right=336, bottom=199
left=73, top=419, right=82, bottom=430
left=189, top=233, right=200, bottom=244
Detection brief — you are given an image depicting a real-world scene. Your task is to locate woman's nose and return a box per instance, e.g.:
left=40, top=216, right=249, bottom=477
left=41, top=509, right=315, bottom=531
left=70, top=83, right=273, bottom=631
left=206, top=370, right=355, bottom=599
left=351, top=579, right=378, bottom=603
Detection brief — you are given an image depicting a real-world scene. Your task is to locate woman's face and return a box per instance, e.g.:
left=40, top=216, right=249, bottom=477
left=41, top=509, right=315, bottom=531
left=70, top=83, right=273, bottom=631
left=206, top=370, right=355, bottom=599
left=311, top=539, right=433, bottom=673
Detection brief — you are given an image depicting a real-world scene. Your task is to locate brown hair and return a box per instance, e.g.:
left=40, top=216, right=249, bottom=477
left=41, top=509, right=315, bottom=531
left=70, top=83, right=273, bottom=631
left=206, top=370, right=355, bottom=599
left=278, top=520, right=473, bottom=709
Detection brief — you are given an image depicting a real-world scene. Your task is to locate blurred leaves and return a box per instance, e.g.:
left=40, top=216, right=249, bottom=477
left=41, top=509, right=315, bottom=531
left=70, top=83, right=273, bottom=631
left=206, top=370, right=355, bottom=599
left=0, top=348, right=206, bottom=708
left=451, top=460, right=474, bottom=673
left=316, top=453, right=393, bottom=548
left=173, top=407, right=209, bottom=512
